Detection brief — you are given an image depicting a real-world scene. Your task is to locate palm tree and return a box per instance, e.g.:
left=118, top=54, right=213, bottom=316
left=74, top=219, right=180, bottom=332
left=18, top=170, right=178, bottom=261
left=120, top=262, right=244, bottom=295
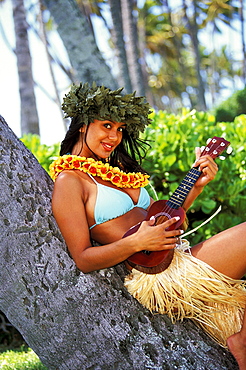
left=108, top=0, right=132, bottom=92
left=12, top=0, right=40, bottom=135
left=239, top=0, right=246, bottom=84
left=36, top=0, right=66, bottom=130
left=41, top=0, right=117, bottom=89
left=182, top=0, right=207, bottom=111
left=121, top=0, right=145, bottom=95
left=199, top=0, right=238, bottom=104
left=138, top=0, right=194, bottom=111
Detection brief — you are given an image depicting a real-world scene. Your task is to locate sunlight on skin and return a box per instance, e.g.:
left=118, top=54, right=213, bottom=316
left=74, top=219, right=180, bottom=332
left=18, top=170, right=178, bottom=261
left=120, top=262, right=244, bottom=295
left=227, top=332, right=246, bottom=370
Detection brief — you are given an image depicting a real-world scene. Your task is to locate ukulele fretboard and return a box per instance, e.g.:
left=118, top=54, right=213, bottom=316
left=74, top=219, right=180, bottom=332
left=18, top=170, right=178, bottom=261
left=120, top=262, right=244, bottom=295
left=167, top=168, right=201, bottom=209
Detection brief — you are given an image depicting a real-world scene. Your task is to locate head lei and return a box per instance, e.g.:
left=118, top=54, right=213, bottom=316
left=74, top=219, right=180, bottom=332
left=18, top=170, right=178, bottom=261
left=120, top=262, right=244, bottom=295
left=61, top=82, right=152, bottom=138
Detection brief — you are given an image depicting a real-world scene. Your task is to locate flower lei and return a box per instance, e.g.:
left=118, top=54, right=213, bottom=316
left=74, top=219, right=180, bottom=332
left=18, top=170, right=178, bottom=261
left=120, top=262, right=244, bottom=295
left=49, top=155, right=149, bottom=189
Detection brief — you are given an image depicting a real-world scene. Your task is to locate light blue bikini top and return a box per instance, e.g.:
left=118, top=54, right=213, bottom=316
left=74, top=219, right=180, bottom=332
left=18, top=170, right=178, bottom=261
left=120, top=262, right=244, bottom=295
left=88, top=173, right=150, bottom=229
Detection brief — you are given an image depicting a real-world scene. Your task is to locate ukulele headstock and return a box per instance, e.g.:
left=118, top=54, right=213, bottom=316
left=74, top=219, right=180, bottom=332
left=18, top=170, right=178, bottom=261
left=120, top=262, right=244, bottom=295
left=200, top=136, right=230, bottom=159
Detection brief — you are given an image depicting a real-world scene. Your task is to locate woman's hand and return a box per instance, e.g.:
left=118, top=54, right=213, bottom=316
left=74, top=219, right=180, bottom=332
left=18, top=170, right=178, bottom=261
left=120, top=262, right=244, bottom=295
left=133, top=216, right=184, bottom=252
left=180, top=145, right=219, bottom=212
left=193, top=146, right=218, bottom=189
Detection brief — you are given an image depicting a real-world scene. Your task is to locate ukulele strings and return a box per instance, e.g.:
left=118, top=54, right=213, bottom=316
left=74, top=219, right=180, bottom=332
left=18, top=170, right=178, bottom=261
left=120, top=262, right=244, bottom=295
left=154, top=167, right=201, bottom=225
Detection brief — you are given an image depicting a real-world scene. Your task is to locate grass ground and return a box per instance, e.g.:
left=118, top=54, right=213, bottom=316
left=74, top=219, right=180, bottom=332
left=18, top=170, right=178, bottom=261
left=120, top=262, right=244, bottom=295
left=0, top=345, right=47, bottom=370
left=0, top=314, right=47, bottom=370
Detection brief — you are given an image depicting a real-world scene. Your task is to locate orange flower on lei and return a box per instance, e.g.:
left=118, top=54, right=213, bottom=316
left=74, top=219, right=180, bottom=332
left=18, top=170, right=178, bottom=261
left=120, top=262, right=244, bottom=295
left=49, top=155, right=149, bottom=189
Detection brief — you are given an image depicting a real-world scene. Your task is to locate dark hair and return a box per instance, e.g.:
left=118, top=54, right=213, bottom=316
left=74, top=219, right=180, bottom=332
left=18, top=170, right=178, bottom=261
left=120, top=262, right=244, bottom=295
left=109, top=130, right=150, bottom=173
left=60, top=115, right=83, bottom=156
left=60, top=114, right=150, bottom=174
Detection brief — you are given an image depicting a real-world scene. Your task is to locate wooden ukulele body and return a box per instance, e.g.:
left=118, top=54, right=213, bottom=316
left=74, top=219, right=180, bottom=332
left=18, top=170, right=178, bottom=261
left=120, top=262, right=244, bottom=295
left=124, top=200, right=186, bottom=267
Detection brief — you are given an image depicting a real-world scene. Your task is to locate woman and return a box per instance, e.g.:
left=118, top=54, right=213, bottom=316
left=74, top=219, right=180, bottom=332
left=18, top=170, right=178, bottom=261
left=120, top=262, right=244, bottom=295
left=50, top=82, right=246, bottom=369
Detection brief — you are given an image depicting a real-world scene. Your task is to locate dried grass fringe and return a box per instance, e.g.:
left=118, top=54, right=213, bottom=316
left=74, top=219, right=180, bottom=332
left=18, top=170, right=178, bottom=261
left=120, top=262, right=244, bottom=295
left=124, top=248, right=246, bottom=348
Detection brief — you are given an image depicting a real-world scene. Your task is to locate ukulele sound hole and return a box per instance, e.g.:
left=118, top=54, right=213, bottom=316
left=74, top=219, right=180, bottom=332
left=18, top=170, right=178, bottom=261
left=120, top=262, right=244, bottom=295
left=154, top=212, right=171, bottom=225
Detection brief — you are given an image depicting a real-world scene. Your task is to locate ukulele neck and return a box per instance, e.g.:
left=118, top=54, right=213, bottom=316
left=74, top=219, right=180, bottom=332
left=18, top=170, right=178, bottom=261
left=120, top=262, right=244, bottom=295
left=167, top=167, right=201, bottom=209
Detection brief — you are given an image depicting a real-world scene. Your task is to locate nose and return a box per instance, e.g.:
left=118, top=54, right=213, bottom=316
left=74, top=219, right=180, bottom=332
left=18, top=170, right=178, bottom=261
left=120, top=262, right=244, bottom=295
left=108, top=128, right=119, bottom=140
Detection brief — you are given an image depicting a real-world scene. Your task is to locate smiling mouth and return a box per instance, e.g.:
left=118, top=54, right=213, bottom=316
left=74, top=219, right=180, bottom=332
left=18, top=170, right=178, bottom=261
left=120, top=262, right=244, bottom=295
left=102, top=143, right=114, bottom=151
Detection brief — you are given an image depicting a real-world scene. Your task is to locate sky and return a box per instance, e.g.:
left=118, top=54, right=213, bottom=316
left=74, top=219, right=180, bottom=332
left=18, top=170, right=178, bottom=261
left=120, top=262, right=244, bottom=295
left=0, top=0, right=245, bottom=145
left=0, top=0, right=71, bottom=145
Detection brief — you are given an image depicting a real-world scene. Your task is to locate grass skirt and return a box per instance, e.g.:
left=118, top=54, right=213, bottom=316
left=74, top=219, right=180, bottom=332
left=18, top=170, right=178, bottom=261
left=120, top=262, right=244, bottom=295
left=124, top=247, right=246, bottom=347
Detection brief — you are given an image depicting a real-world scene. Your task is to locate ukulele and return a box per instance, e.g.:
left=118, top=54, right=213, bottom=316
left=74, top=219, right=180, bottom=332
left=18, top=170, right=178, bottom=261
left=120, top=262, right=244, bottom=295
left=124, top=136, right=230, bottom=270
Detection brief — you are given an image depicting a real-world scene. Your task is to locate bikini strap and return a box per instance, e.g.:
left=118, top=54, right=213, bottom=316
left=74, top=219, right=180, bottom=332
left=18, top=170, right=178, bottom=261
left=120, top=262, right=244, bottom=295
left=87, top=173, right=98, bottom=184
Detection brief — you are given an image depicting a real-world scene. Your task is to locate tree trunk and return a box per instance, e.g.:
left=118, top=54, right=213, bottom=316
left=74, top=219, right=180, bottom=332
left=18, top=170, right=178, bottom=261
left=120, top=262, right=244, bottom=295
left=182, top=0, right=207, bottom=111
left=41, top=0, right=117, bottom=89
left=239, top=0, right=246, bottom=84
left=37, top=0, right=65, bottom=130
left=0, top=115, right=237, bottom=369
left=108, top=0, right=133, bottom=93
left=163, top=0, right=193, bottom=107
left=121, top=0, right=145, bottom=95
left=12, top=0, right=40, bottom=135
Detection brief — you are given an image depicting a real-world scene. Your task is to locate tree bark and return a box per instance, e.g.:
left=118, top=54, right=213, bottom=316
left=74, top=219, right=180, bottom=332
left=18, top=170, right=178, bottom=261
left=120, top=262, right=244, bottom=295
left=41, top=0, right=117, bottom=89
left=121, top=0, right=145, bottom=95
left=0, top=115, right=237, bottom=369
left=108, top=0, right=133, bottom=93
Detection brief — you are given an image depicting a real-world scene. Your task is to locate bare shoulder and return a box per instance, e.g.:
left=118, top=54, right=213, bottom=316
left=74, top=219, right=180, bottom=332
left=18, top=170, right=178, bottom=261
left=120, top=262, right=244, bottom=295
left=53, top=170, right=83, bottom=190
left=52, top=170, right=89, bottom=199
left=52, top=170, right=88, bottom=214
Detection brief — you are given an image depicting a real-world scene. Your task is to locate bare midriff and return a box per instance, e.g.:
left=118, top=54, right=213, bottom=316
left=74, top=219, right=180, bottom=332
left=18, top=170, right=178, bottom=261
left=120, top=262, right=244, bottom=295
left=90, top=207, right=148, bottom=245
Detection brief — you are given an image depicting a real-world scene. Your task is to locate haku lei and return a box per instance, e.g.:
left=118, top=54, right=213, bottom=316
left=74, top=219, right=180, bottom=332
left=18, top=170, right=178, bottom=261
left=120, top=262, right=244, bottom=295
left=49, top=155, right=149, bottom=189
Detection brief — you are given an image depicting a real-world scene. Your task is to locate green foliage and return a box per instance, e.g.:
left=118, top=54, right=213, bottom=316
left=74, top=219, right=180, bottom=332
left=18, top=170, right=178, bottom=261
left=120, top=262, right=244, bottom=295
left=214, top=87, right=246, bottom=122
left=0, top=345, right=47, bottom=369
left=20, top=134, right=59, bottom=173
left=142, top=109, right=246, bottom=245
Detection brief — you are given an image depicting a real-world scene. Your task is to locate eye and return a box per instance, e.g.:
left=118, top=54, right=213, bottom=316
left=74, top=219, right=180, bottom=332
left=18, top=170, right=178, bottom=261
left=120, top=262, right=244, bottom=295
left=118, top=126, right=126, bottom=132
left=104, top=123, right=111, bottom=129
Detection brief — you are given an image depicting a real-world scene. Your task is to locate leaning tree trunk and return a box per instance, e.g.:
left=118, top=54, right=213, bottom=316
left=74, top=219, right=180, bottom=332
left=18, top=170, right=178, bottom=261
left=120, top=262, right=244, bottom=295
left=41, top=0, right=117, bottom=89
left=0, top=115, right=237, bottom=369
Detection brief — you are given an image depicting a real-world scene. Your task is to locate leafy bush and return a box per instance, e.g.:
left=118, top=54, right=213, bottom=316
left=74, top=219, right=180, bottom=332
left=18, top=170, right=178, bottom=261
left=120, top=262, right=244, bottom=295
left=142, top=109, right=246, bottom=245
left=0, top=345, right=47, bottom=369
left=20, top=134, right=59, bottom=173
left=214, top=87, right=246, bottom=122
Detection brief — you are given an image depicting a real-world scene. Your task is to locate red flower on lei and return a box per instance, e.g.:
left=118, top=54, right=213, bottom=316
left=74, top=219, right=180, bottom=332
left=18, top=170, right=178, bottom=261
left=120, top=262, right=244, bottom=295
left=49, top=155, right=149, bottom=189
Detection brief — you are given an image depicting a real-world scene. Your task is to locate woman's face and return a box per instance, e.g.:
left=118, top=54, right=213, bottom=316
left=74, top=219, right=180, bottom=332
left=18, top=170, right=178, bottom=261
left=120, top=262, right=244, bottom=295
left=79, top=119, right=126, bottom=159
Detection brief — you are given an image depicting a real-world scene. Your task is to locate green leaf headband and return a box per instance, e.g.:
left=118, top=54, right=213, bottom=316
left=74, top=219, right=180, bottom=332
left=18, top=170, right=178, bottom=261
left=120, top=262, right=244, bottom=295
left=61, top=82, right=152, bottom=138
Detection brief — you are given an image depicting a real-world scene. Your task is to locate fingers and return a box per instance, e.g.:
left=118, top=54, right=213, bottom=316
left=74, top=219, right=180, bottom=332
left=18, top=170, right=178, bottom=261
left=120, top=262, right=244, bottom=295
left=195, top=146, right=201, bottom=161
left=164, top=215, right=181, bottom=228
left=195, top=155, right=218, bottom=174
left=199, top=156, right=218, bottom=177
left=137, top=216, right=185, bottom=252
left=147, top=216, right=184, bottom=239
left=148, top=215, right=180, bottom=228
left=148, top=215, right=183, bottom=231
left=148, top=216, right=156, bottom=226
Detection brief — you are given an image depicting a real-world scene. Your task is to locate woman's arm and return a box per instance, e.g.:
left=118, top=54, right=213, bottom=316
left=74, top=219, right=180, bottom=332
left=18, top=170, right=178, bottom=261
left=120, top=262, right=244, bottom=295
left=52, top=172, right=182, bottom=273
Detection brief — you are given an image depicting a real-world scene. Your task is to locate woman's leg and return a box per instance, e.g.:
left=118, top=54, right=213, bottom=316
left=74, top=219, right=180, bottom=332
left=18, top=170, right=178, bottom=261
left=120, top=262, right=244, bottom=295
left=191, top=222, right=246, bottom=369
left=227, top=310, right=246, bottom=370
left=191, top=222, right=246, bottom=279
